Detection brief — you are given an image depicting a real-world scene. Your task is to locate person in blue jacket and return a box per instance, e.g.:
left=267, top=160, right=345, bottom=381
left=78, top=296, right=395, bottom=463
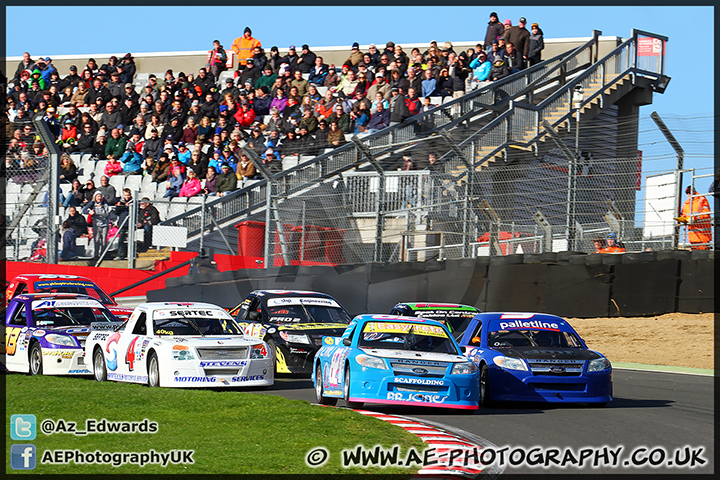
left=469, top=51, right=492, bottom=86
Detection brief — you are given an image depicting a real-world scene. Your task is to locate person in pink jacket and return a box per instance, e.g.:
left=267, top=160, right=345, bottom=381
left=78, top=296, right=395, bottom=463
left=179, top=168, right=202, bottom=197
left=104, top=157, right=123, bottom=177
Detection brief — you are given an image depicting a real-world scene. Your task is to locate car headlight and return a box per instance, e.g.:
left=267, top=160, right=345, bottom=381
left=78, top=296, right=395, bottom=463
left=493, top=356, right=528, bottom=371
left=451, top=361, right=477, bottom=375
left=172, top=349, right=195, bottom=360
left=355, top=354, right=387, bottom=370
left=587, top=357, right=611, bottom=372
left=279, top=331, right=310, bottom=344
left=251, top=343, right=269, bottom=359
left=45, top=334, right=77, bottom=347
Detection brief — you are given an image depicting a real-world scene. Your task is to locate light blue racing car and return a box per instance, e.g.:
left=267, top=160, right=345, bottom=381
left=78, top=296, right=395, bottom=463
left=312, top=314, right=479, bottom=410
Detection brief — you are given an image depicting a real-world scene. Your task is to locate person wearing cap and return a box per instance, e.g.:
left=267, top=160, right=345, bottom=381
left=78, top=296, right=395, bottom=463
left=60, top=64, right=81, bottom=91
left=295, top=44, right=316, bottom=73
left=216, top=162, right=238, bottom=196
left=504, top=17, right=530, bottom=68
left=484, top=12, right=504, bottom=52
left=82, top=190, right=113, bottom=259
left=280, top=45, right=299, bottom=71
left=238, top=58, right=261, bottom=89
left=250, top=45, right=268, bottom=72
left=527, top=23, right=545, bottom=67
left=118, top=53, right=136, bottom=84
left=676, top=186, right=712, bottom=250
left=345, top=42, right=363, bottom=68
left=136, top=197, right=160, bottom=253
left=236, top=152, right=259, bottom=183
left=107, top=71, right=124, bottom=99
left=232, top=27, right=262, bottom=70
left=599, top=232, right=626, bottom=253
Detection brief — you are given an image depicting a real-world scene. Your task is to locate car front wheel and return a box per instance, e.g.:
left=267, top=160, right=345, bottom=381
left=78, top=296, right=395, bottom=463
left=479, top=364, right=493, bottom=407
left=93, top=348, right=107, bottom=382
left=344, top=367, right=363, bottom=409
left=147, top=353, right=160, bottom=387
left=315, top=364, right=337, bottom=406
left=29, top=343, right=43, bottom=375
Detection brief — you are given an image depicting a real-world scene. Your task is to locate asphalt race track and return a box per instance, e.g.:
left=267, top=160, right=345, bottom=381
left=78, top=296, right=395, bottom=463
left=264, top=369, right=714, bottom=475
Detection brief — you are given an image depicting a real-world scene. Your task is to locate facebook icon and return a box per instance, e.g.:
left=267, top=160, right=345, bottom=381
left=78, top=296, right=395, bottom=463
left=11, top=444, right=37, bottom=470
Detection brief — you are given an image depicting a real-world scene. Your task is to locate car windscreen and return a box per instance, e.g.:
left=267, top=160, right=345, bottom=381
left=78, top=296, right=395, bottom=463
left=266, top=297, right=351, bottom=324
left=358, top=321, right=459, bottom=354
left=34, top=281, right=114, bottom=306
left=488, top=329, right=583, bottom=348
left=153, top=317, right=242, bottom=336
left=34, top=307, right=115, bottom=327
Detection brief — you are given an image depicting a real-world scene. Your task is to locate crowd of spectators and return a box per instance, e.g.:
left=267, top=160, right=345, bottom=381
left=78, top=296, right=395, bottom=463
left=6, top=15, right=544, bottom=259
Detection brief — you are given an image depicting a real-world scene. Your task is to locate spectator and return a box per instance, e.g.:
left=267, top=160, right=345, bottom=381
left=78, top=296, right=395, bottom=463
left=141, top=156, right=156, bottom=178
left=82, top=191, right=112, bottom=259
left=437, top=68, right=454, bottom=97
left=346, top=42, right=363, bottom=68
left=145, top=127, right=163, bottom=159
left=389, top=89, right=411, bottom=126
left=137, top=197, right=160, bottom=252
left=366, top=101, right=390, bottom=133
left=234, top=101, right=256, bottom=129
left=203, top=165, right=219, bottom=195
left=490, top=56, right=509, bottom=81
left=255, top=65, right=278, bottom=90
left=207, top=40, right=228, bottom=79
left=232, top=27, right=262, bottom=69
left=81, top=179, right=96, bottom=205
left=421, top=69, right=438, bottom=97
left=290, top=69, right=310, bottom=97
left=187, top=148, right=208, bottom=179
left=299, top=106, right=318, bottom=133
left=262, top=149, right=282, bottom=174
left=469, top=51, right=492, bottom=86
left=251, top=45, right=268, bottom=72
left=327, top=121, right=347, bottom=147
left=59, top=221, right=79, bottom=261
left=312, top=119, right=329, bottom=153
left=324, top=65, right=340, bottom=89
left=178, top=168, right=202, bottom=197
left=236, top=152, right=259, bottom=183
left=97, top=175, right=118, bottom=203
left=104, top=156, right=123, bottom=177
left=352, top=101, right=371, bottom=133
left=217, top=163, right=238, bottom=195
left=65, top=205, right=89, bottom=237
left=118, top=53, right=136, bottom=84
left=327, top=104, right=352, bottom=133
left=308, top=56, right=329, bottom=85
left=56, top=120, right=79, bottom=152
left=105, top=127, right=126, bottom=161
left=113, top=188, right=134, bottom=260
left=164, top=166, right=185, bottom=198
left=119, top=129, right=145, bottom=174
left=62, top=180, right=84, bottom=208
left=400, top=154, right=416, bottom=171
left=239, top=59, right=261, bottom=89
left=99, top=101, right=122, bottom=130
left=505, top=17, right=531, bottom=67
left=405, top=88, right=422, bottom=117
left=504, top=43, right=523, bottom=74
left=295, top=44, right=317, bottom=73
left=151, top=153, right=172, bottom=183
left=528, top=23, right=545, bottom=67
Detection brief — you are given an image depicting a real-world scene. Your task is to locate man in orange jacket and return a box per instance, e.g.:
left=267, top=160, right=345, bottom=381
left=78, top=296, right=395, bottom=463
left=232, top=27, right=261, bottom=70
left=600, top=232, right=625, bottom=253
left=676, top=186, right=712, bottom=250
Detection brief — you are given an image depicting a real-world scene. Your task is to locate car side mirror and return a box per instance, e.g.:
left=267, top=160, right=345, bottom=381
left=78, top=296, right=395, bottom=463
left=342, top=338, right=351, bottom=346
left=247, top=311, right=261, bottom=321
left=471, top=336, right=482, bottom=345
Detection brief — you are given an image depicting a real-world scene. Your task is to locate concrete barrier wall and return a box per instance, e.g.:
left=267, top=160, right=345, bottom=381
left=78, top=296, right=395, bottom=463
left=147, top=250, right=714, bottom=318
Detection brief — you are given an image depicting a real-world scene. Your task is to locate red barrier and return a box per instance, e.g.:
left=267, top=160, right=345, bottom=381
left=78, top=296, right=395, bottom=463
left=235, top=221, right=266, bottom=257
left=4, top=261, right=190, bottom=298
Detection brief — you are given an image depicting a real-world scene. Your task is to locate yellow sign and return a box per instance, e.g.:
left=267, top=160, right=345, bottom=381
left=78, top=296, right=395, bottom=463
left=364, top=322, right=448, bottom=338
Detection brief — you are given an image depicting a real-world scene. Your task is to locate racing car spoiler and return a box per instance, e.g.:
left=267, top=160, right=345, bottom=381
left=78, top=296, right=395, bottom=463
left=90, top=322, right=121, bottom=331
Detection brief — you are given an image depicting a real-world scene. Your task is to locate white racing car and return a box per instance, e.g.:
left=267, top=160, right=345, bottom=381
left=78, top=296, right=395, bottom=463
left=85, top=302, right=274, bottom=388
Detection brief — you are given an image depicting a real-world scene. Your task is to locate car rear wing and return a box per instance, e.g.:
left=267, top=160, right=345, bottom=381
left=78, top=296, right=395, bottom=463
left=90, top=322, right=121, bottom=331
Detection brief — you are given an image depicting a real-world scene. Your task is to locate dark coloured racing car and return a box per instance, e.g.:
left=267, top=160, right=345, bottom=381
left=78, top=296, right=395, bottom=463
left=389, top=303, right=482, bottom=341
left=230, top=290, right=352, bottom=374
left=458, top=312, right=612, bottom=406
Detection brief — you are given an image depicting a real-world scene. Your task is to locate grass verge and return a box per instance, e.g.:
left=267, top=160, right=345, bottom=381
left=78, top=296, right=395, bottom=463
left=5, top=374, right=425, bottom=474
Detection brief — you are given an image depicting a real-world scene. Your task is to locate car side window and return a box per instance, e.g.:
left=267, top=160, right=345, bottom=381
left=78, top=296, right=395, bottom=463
left=390, top=309, right=401, bottom=316
left=470, top=321, right=483, bottom=344
left=14, top=283, right=27, bottom=297
left=131, top=312, right=147, bottom=335
left=11, top=304, right=28, bottom=327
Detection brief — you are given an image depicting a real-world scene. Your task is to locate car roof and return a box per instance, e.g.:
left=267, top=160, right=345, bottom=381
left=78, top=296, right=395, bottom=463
left=252, top=290, right=336, bottom=298
left=16, top=293, right=96, bottom=301
left=395, top=302, right=480, bottom=311
left=474, top=312, right=565, bottom=322
left=353, top=314, right=450, bottom=328
left=13, top=274, right=89, bottom=281
left=136, top=302, right=228, bottom=311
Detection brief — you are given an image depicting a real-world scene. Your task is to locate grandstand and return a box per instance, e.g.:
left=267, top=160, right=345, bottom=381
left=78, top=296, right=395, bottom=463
left=7, top=28, right=708, bottom=267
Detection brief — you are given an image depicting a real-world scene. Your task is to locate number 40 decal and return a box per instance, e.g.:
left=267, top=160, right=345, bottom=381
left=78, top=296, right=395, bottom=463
left=125, top=337, right=140, bottom=371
